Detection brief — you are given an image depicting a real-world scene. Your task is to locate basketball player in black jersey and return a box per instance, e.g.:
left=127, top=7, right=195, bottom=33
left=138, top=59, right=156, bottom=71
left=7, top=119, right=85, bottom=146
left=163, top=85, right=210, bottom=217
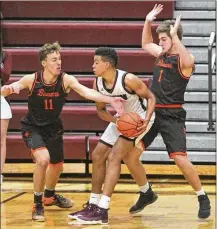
left=0, top=42, right=124, bottom=221
left=135, top=4, right=211, bottom=219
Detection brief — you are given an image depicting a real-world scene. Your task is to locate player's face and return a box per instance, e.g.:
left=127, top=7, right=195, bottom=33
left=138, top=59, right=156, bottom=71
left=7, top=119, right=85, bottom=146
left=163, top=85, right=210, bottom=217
left=42, top=51, right=62, bottom=75
left=158, top=33, right=173, bottom=53
left=92, top=55, right=109, bottom=77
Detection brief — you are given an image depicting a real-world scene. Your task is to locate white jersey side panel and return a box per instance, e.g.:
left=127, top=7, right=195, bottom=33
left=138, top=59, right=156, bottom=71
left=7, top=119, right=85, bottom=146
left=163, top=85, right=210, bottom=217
left=96, top=69, right=146, bottom=115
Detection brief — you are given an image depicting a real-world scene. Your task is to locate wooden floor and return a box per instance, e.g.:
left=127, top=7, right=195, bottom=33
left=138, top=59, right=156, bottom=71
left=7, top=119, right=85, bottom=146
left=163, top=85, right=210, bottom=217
left=1, top=178, right=216, bottom=229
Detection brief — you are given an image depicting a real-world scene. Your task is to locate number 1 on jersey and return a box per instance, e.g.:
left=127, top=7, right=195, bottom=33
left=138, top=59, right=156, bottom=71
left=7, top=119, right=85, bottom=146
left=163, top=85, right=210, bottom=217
left=158, top=70, right=163, bottom=82
left=44, top=99, right=53, bottom=110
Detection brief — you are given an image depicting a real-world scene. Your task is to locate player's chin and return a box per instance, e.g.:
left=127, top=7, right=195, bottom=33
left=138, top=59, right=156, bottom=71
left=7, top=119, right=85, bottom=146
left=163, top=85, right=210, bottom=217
left=55, top=69, right=61, bottom=75
left=94, top=72, right=100, bottom=77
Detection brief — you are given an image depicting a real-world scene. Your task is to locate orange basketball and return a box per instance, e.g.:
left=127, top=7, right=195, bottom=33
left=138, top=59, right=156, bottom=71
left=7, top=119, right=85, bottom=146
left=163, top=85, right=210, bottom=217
left=116, top=112, right=143, bottom=138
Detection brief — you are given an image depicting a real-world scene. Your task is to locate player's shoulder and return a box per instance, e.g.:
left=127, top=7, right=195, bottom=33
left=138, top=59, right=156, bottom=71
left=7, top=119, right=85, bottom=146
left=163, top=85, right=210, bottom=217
left=62, top=73, right=76, bottom=82
left=189, top=53, right=195, bottom=60
left=23, top=73, right=36, bottom=81
left=124, top=72, right=137, bottom=81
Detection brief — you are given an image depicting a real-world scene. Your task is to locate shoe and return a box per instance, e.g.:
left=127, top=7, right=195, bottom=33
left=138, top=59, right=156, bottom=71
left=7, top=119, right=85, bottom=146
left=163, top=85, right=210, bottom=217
left=77, top=205, right=109, bottom=225
left=32, top=203, right=45, bottom=221
left=68, top=203, right=97, bottom=219
left=43, top=194, right=73, bottom=208
left=129, top=187, right=158, bottom=214
left=198, top=194, right=211, bottom=219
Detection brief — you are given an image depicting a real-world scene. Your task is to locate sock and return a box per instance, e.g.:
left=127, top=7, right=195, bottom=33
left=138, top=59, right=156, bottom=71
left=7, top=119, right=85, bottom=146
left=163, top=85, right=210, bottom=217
left=139, top=182, right=150, bottom=193
left=196, top=188, right=205, bottom=197
left=98, top=195, right=110, bottom=209
left=44, top=188, right=55, bottom=198
left=89, top=193, right=101, bottom=205
left=34, top=192, right=43, bottom=203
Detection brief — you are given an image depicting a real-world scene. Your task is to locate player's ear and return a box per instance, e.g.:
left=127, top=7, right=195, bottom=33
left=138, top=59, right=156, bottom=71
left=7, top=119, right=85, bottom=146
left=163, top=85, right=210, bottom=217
left=41, top=60, right=46, bottom=67
left=105, top=62, right=110, bottom=69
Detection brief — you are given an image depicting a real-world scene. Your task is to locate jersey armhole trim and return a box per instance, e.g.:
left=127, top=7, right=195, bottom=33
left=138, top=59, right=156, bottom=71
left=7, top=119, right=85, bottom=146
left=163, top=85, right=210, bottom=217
left=61, top=72, right=67, bottom=93
left=122, top=72, right=135, bottom=95
left=177, top=55, right=193, bottom=80
left=28, top=72, right=37, bottom=96
left=95, top=77, right=100, bottom=92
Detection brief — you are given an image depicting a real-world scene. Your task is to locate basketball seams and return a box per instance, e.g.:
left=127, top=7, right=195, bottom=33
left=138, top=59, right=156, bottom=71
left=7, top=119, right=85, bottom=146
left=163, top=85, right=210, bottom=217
left=120, top=128, right=136, bottom=137
left=117, top=119, right=137, bottom=127
left=118, top=127, right=137, bottom=131
left=130, top=128, right=138, bottom=138
left=116, top=112, right=142, bottom=138
left=124, top=113, right=138, bottom=126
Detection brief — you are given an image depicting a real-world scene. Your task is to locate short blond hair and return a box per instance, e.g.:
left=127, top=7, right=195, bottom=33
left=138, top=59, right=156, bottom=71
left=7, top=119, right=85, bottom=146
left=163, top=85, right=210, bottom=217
left=156, top=20, right=183, bottom=41
left=39, top=41, right=61, bottom=61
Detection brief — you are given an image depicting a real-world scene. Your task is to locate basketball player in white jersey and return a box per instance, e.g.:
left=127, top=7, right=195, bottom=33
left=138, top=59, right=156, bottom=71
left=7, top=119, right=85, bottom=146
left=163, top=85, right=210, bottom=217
left=0, top=47, right=14, bottom=185
left=68, top=47, right=157, bottom=224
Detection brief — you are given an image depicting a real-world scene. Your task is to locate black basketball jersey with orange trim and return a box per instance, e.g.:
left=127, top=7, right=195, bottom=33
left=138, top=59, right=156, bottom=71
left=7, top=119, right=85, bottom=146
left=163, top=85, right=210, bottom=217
left=151, top=53, right=192, bottom=105
left=21, top=71, right=68, bottom=126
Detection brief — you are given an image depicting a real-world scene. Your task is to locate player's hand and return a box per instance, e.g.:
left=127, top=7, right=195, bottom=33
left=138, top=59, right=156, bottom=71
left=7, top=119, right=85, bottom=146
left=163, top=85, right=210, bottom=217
left=170, top=14, right=182, bottom=38
left=114, top=113, right=120, bottom=127
left=1, top=84, right=20, bottom=97
left=134, top=119, right=149, bottom=137
left=1, top=85, right=12, bottom=97
left=146, top=4, right=163, bottom=22
left=110, top=97, right=124, bottom=116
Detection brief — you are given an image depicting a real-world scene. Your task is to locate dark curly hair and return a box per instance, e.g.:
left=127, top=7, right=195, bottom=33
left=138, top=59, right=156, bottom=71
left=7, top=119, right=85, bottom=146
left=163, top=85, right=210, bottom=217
left=95, top=47, right=118, bottom=67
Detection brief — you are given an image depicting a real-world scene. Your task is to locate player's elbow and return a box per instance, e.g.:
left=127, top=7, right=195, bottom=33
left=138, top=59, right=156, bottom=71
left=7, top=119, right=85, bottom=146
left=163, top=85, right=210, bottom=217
left=148, top=92, right=156, bottom=104
left=142, top=42, right=152, bottom=51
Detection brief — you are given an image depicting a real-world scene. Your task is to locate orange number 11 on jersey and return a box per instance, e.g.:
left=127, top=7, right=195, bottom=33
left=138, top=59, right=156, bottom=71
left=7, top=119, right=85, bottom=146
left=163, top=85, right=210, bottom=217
left=44, top=99, right=54, bottom=110
left=158, top=69, right=163, bottom=82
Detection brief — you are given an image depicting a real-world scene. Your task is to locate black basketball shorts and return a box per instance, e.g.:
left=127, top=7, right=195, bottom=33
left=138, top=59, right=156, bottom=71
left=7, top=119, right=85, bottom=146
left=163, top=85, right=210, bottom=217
left=142, top=114, right=187, bottom=159
left=21, top=119, right=64, bottom=164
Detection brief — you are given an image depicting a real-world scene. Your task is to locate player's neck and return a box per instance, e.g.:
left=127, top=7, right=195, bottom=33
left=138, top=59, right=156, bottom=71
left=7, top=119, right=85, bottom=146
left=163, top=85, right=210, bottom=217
left=167, top=46, right=178, bottom=55
left=43, top=69, right=58, bottom=84
left=101, top=68, right=117, bottom=84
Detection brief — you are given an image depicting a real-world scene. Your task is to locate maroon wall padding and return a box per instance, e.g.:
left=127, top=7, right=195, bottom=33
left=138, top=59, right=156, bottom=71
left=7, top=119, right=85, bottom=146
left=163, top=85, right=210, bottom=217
left=6, top=134, right=86, bottom=160
left=4, top=48, right=156, bottom=73
left=89, top=136, right=101, bottom=159
left=8, top=105, right=115, bottom=131
left=2, top=1, right=174, bottom=19
left=7, top=77, right=151, bottom=101
left=3, top=22, right=159, bottom=46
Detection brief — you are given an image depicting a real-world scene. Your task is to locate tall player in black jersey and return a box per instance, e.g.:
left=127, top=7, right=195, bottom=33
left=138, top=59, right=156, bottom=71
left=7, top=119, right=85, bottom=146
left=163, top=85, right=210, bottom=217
left=0, top=42, right=124, bottom=221
left=137, top=4, right=211, bottom=219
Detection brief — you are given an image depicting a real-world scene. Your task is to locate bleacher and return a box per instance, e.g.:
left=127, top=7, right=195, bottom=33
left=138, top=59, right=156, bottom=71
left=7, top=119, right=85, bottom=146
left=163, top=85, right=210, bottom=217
left=2, top=1, right=216, bottom=176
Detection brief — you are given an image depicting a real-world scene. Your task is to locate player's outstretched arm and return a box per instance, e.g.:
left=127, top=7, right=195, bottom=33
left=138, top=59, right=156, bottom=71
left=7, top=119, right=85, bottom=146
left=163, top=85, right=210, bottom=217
left=1, top=73, right=35, bottom=97
left=65, top=74, right=124, bottom=115
left=142, top=4, right=163, bottom=57
left=170, top=14, right=195, bottom=69
left=93, top=79, right=118, bottom=123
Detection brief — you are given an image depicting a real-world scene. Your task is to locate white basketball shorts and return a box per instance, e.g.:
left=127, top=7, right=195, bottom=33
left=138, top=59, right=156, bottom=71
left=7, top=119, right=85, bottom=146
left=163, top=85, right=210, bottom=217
left=100, top=112, right=155, bottom=149
left=1, top=96, right=12, bottom=119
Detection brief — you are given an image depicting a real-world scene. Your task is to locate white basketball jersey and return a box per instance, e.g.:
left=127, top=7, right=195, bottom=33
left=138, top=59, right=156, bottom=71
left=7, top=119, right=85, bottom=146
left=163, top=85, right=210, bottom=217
left=96, top=69, right=146, bottom=115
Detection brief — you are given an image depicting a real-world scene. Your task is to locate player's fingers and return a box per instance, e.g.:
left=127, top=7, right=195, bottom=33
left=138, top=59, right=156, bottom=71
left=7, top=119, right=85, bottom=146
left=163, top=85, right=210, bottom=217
left=153, top=4, right=157, bottom=10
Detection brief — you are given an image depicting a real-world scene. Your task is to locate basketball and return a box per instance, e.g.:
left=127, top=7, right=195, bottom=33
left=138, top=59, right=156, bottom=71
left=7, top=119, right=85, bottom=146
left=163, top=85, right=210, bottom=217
left=116, top=112, right=143, bottom=137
